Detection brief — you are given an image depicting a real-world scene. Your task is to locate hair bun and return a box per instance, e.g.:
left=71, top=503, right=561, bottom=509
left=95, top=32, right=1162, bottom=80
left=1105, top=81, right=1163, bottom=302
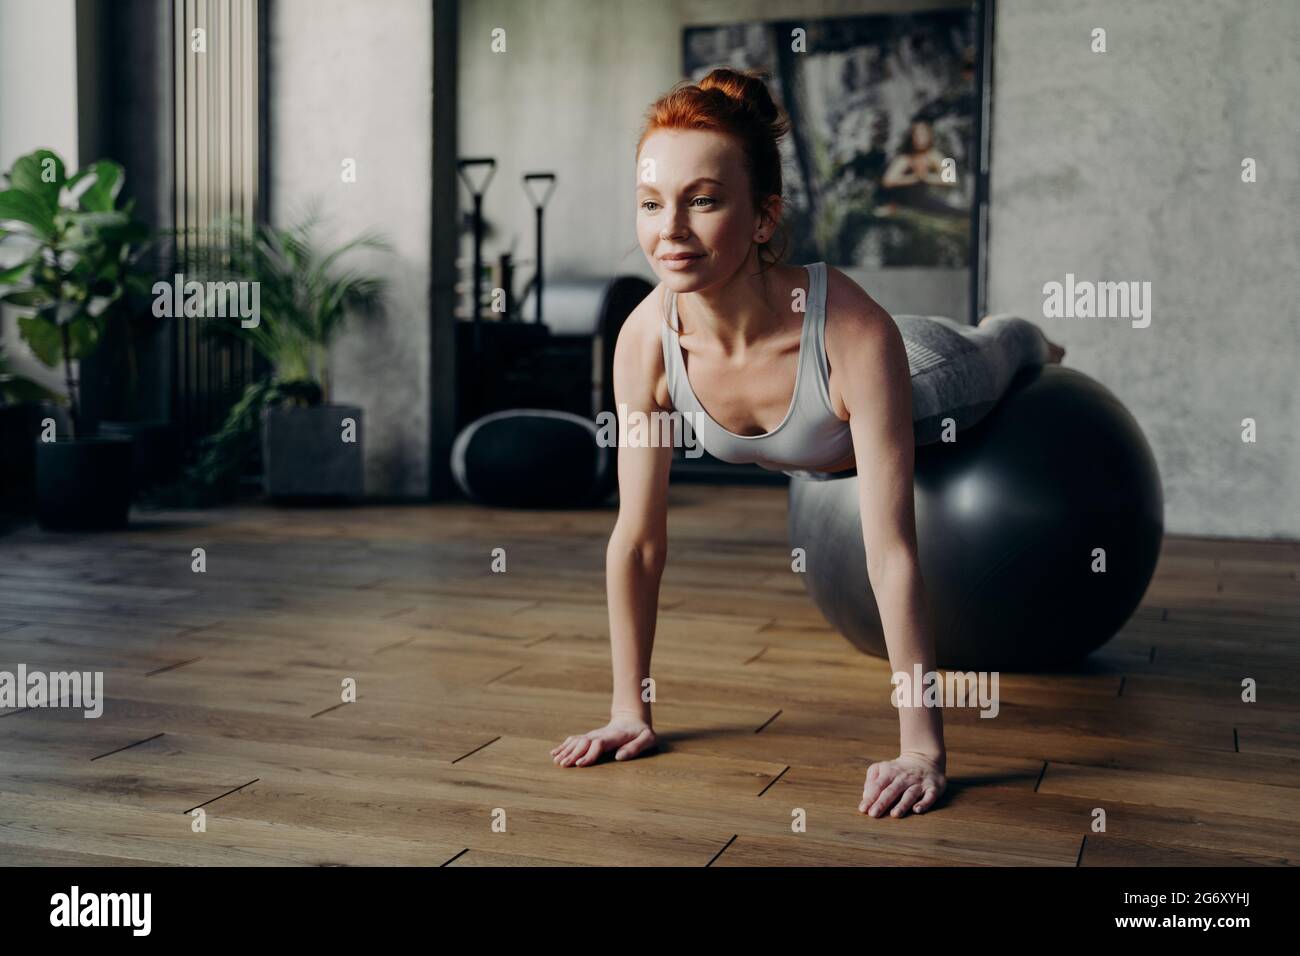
left=698, top=67, right=786, bottom=133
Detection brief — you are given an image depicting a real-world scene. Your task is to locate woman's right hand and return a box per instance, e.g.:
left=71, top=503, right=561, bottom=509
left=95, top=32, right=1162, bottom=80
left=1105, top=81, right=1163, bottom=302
left=551, top=712, right=657, bottom=767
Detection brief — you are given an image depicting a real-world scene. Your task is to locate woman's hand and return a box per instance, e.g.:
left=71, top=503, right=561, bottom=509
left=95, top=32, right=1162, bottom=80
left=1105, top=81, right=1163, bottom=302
left=859, top=752, right=947, bottom=817
left=551, top=712, right=657, bottom=767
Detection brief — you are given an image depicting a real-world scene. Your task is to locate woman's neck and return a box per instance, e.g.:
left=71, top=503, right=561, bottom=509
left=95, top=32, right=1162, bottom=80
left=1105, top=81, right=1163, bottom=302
left=679, top=259, right=802, bottom=357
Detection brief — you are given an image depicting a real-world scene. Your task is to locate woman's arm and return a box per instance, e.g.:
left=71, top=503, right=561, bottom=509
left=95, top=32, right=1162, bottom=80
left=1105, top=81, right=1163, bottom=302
left=881, top=153, right=921, bottom=188
left=552, top=295, right=672, bottom=767
left=605, top=304, right=674, bottom=722
left=824, top=269, right=947, bottom=816
left=921, top=148, right=949, bottom=185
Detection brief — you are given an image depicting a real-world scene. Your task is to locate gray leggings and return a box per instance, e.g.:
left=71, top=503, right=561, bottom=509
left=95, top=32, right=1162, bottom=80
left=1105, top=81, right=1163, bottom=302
left=894, top=313, right=1051, bottom=446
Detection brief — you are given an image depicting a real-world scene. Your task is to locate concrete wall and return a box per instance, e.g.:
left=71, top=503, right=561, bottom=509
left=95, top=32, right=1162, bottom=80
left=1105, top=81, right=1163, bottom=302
left=987, top=0, right=1300, bottom=538
left=457, top=0, right=973, bottom=320
left=270, top=0, right=433, bottom=497
left=0, top=0, right=79, bottom=398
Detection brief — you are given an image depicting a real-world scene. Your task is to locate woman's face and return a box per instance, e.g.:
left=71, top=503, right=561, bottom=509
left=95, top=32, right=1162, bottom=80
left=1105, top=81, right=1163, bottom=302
left=911, top=121, right=933, bottom=152
left=636, top=129, right=771, bottom=291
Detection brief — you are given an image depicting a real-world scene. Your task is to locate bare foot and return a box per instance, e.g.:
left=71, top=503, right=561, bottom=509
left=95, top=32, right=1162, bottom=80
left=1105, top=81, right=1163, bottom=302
left=859, top=752, right=947, bottom=818
left=979, top=314, right=1066, bottom=365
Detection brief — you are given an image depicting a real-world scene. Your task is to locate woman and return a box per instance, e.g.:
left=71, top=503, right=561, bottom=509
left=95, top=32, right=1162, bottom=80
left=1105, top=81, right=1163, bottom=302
left=551, top=68, right=1064, bottom=819
left=881, top=119, right=949, bottom=190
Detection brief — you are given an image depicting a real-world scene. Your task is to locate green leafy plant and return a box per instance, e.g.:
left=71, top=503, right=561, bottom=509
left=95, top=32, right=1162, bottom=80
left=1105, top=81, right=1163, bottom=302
left=201, top=203, right=390, bottom=401
left=149, top=206, right=389, bottom=505
left=0, top=341, right=64, bottom=406
left=0, top=148, right=152, bottom=436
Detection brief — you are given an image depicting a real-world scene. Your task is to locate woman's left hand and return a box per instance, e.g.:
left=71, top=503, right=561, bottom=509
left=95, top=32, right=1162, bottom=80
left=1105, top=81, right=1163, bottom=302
left=859, top=752, right=947, bottom=817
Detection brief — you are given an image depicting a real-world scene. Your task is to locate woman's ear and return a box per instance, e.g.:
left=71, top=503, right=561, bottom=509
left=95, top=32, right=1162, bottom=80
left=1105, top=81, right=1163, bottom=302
left=756, top=194, right=783, bottom=242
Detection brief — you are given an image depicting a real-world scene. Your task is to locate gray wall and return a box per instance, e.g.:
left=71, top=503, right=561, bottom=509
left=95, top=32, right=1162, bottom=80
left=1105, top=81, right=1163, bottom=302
left=457, top=0, right=972, bottom=320
left=0, top=0, right=78, bottom=399
left=987, top=0, right=1300, bottom=538
left=270, top=0, right=434, bottom=498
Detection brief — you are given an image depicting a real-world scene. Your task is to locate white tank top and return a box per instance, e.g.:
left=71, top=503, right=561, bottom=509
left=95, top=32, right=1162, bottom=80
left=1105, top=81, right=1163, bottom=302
left=659, top=262, right=855, bottom=478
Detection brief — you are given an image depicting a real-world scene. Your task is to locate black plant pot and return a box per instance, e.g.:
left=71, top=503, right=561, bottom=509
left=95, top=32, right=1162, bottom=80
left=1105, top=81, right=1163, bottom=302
left=0, top=400, right=73, bottom=514
left=35, top=437, right=135, bottom=531
left=0, top=404, right=31, bottom=512
left=97, top=419, right=180, bottom=494
left=262, top=404, right=363, bottom=502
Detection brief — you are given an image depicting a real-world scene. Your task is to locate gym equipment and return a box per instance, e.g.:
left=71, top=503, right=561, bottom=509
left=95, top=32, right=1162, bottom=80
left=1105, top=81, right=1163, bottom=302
left=455, top=275, right=652, bottom=428
left=788, top=365, right=1163, bottom=670
left=451, top=409, right=616, bottom=508
left=456, top=157, right=497, bottom=423
left=456, top=157, right=496, bottom=340
left=521, top=172, right=557, bottom=324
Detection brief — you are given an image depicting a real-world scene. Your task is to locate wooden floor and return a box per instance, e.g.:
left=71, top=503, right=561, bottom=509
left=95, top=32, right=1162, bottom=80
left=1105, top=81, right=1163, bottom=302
left=0, top=484, right=1297, bottom=867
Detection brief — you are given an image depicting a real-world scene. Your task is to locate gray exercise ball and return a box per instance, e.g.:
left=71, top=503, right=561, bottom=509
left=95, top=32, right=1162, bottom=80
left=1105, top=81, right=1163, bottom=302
left=789, top=365, right=1163, bottom=671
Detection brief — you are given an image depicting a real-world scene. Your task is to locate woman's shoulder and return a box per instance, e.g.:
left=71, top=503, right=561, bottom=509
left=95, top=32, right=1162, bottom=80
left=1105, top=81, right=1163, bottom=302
left=612, top=281, right=674, bottom=407
left=618, top=280, right=671, bottom=351
left=822, top=265, right=895, bottom=340
left=820, top=265, right=908, bottom=407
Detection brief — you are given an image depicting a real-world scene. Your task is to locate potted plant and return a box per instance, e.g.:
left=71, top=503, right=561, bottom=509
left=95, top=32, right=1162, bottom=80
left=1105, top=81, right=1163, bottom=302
left=0, top=148, right=152, bottom=530
left=194, top=206, right=388, bottom=502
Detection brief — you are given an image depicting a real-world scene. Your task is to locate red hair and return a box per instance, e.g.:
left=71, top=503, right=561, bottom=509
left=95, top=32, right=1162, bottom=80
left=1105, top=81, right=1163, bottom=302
left=637, top=67, right=791, bottom=273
